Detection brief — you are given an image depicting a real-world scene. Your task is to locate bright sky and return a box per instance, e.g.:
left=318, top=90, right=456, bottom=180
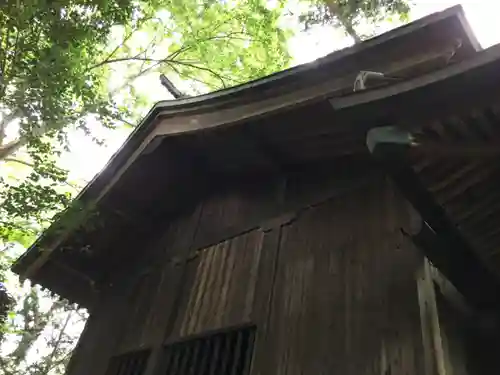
left=289, top=0, right=498, bottom=65
left=65, top=0, right=500, bottom=184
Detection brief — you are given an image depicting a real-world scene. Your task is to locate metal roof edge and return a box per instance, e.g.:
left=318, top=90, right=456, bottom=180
left=330, top=42, right=500, bottom=111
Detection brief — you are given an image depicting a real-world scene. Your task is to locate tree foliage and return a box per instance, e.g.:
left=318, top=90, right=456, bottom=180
left=0, top=280, right=86, bottom=375
left=299, top=0, right=411, bottom=42
left=0, top=0, right=291, bottom=245
left=0, top=251, right=14, bottom=339
left=0, top=0, right=137, bottom=245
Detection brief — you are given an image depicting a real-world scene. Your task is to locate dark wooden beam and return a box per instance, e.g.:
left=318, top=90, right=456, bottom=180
left=410, top=221, right=500, bottom=310
left=431, top=262, right=500, bottom=337
left=429, top=263, right=475, bottom=318
left=368, top=126, right=500, bottom=311
left=409, top=140, right=500, bottom=158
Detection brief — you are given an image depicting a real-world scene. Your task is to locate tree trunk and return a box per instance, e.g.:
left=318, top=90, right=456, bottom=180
left=324, top=0, right=362, bottom=43
left=339, top=18, right=362, bottom=43
left=0, top=138, right=25, bottom=161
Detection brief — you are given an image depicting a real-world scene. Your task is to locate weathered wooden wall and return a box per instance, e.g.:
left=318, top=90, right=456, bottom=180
left=172, top=230, right=264, bottom=338
left=66, top=169, right=432, bottom=375
left=252, top=174, right=425, bottom=375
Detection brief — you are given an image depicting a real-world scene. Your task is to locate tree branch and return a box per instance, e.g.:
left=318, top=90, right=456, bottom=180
left=94, top=16, right=160, bottom=71
left=93, top=55, right=236, bottom=90
left=40, top=310, right=73, bottom=375
left=108, top=60, right=164, bottom=98
left=44, top=351, right=73, bottom=374
left=100, top=29, right=137, bottom=68
left=340, top=18, right=362, bottom=43
left=89, top=56, right=170, bottom=70
left=0, top=138, right=26, bottom=161
left=167, top=63, right=209, bottom=95
left=91, top=31, right=261, bottom=72
left=324, top=0, right=362, bottom=43
left=168, top=60, right=232, bottom=87
left=2, top=158, right=84, bottom=189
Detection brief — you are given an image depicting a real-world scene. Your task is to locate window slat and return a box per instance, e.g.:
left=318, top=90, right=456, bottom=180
left=160, top=326, right=255, bottom=375
left=230, top=331, right=244, bottom=375
left=189, top=339, right=202, bottom=375
left=169, top=346, right=182, bottom=375
left=105, top=350, right=150, bottom=375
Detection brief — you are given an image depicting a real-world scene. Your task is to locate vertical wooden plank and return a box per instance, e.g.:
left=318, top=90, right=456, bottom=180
left=245, top=233, right=264, bottom=320
left=174, top=230, right=265, bottom=338
left=379, top=177, right=425, bottom=375
left=181, top=246, right=211, bottom=336
left=212, top=240, right=231, bottom=328
left=141, top=203, right=204, bottom=375
left=260, top=195, right=358, bottom=375
left=65, top=283, right=131, bottom=375
left=225, top=233, right=252, bottom=327
left=139, top=261, right=184, bottom=375
left=416, top=258, right=447, bottom=375
left=191, top=245, right=218, bottom=335
left=371, top=179, right=388, bottom=375
left=256, top=173, right=429, bottom=375
left=200, top=243, right=223, bottom=333
left=249, top=226, right=283, bottom=375
left=217, top=239, right=238, bottom=328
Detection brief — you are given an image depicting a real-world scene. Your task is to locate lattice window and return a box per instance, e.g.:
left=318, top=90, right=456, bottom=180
left=159, top=326, right=256, bottom=375
left=105, top=349, right=150, bottom=375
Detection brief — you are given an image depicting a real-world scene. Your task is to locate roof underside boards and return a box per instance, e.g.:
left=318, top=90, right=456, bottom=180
left=412, top=104, right=500, bottom=271
left=330, top=44, right=500, bottom=310
left=12, top=5, right=493, bottom=307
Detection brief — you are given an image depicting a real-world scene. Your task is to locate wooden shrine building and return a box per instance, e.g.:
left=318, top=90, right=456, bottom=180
left=12, top=5, right=500, bottom=375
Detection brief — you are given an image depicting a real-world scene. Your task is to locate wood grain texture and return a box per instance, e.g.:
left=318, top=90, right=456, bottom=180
left=64, top=283, right=132, bottom=375
left=77, top=171, right=435, bottom=375
left=253, top=175, right=425, bottom=375
left=173, top=230, right=264, bottom=338
left=116, top=204, right=202, bottom=354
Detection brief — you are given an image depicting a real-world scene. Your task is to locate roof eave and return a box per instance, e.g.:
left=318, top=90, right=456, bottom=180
left=11, top=4, right=481, bottom=287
